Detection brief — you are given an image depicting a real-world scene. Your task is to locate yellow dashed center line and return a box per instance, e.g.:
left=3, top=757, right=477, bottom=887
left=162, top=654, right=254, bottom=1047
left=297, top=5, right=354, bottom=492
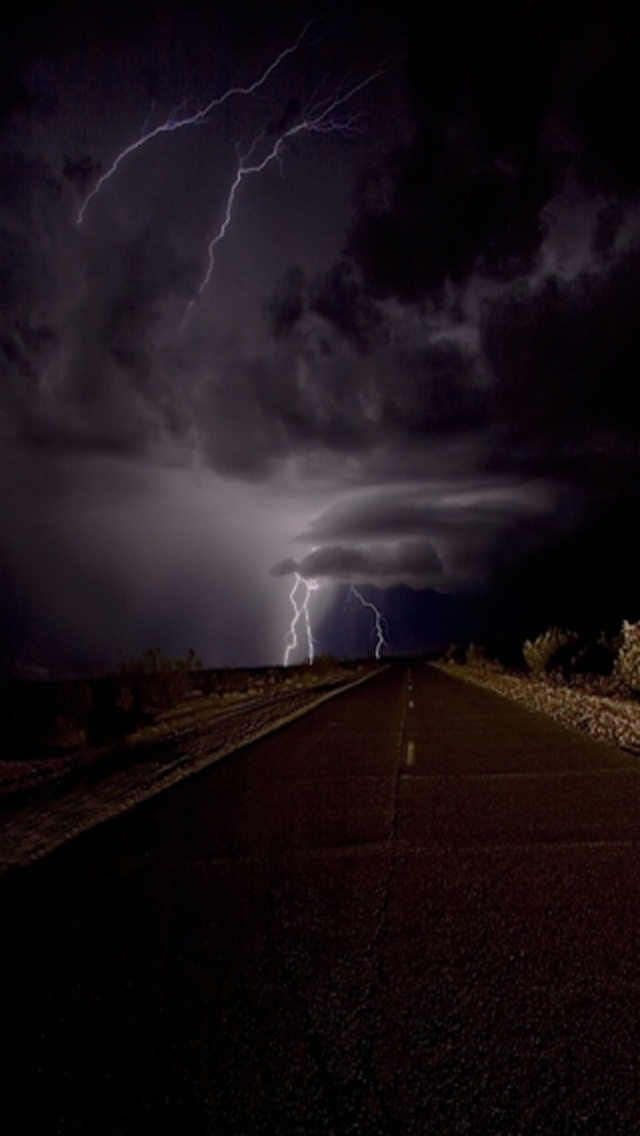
left=406, top=741, right=416, bottom=766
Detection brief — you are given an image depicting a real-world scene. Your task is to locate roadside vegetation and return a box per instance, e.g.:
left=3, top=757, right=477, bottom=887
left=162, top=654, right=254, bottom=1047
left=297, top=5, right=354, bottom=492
left=0, top=652, right=369, bottom=800
left=441, top=620, right=640, bottom=754
left=0, top=651, right=360, bottom=754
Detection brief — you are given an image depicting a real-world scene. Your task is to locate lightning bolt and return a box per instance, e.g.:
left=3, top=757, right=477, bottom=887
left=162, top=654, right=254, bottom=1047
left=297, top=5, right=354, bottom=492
left=76, top=20, right=314, bottom=224
left=185, top=62, right=387, bottom=314
left=284, top=572, right=319, bottom=666
left=348, top=585, right=387, bottom=660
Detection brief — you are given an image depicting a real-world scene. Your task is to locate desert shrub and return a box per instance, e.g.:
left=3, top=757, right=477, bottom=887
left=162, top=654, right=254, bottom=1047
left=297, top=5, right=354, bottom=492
left=90, top=647, right=206, bottom=736
left=615, top=620, right=640, bottom=693
left=90, top=676, right=142, bottom=740
left=443, top=643, right=466, bottom=663
left=42, top=715, right=88, bottom=751
left=522, top=628, right=579, bottom=675
left=488, top=638, right=529, bottom=671
left=55, top=680, right=95, bottom=727
left=118, top=647, right=202, bottom=677
left=196, top=669, right=220, bottom=695
left=311, top=654, right=341, bottom=678
left=465, top=642, right=489, bottom=666
left=0, top=680, right=96, bottom=752
left=40, top=681, right=95, bottom=750
left=570, top=633, right=618, bottom=677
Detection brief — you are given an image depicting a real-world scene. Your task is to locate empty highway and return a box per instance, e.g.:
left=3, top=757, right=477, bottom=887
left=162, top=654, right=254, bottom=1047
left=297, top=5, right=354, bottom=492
left=2, top=663, right=640, bottom=1134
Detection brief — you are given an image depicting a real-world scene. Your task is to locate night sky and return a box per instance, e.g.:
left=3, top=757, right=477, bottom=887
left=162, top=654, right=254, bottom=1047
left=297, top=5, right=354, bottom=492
left=2, top=0, right=639, bottom=675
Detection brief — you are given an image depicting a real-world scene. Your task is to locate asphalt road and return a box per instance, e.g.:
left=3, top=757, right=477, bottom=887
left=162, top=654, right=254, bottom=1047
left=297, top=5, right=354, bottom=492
left=2, top=663, right=640, bottom=1135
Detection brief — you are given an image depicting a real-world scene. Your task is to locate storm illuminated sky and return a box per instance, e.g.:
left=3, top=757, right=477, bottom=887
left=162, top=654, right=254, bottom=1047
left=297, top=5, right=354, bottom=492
left=2, top=0, right=639, bottom=673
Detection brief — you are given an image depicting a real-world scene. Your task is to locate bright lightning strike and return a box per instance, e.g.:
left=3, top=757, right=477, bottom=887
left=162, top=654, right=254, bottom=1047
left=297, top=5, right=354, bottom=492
left=187, top=62, right=388, bottom=312
left=348, top=585, right=387, bottom=660
left=284, top=572, right=319, bottom=666
left=76, top=20, right=314, bottom=224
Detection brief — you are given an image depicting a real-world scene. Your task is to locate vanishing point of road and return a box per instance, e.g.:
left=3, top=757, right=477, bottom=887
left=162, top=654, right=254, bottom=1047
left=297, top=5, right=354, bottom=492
left=2, top=663, right=640, bottom=1134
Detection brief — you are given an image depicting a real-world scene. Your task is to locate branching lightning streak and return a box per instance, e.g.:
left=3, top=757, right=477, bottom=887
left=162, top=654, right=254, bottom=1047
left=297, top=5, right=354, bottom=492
left=77, top=20, right=314, bottom=224
left=284, top=572, right=319, bottom=666
left=349, top=585, right=387, bottom=660
left=184, top=60, right=388, bottom=314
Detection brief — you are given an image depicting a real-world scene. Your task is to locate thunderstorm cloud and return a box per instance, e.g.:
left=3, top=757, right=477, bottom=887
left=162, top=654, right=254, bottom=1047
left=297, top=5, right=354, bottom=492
left=271, top=538, right=443, bottom=583
left=1, top=0, right=639, bottom=671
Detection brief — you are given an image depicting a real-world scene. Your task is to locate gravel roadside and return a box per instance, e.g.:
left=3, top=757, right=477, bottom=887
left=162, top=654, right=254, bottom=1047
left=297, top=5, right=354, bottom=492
left=439, top=662, right=640, bottom=756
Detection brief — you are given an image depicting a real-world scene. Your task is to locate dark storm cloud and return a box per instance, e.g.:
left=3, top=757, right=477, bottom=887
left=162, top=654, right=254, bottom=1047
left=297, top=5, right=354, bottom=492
left=271, top=537, right=442, bottom=582
left=346, top=6, right=558, bottom=300
left=308, top=261, right=382, bottom=352
left=3, top=0, right=640, bottom=672
left=0, top=147, right=64, bottom=436
left=380, top=336, right=486, bottom=436
left=0, top=152, right=60, bottom=311
left=197, top=319, right=403, bottom=479
left=568, top=4, right=640, bottom=196
left=259, top=268, right=489, bottom=475
left=286, top=476, right=559, bottom=594
left=1, top=1, right=400, bottom=472
left=265, top=260, right=381, bottom=351
left=297, top=481, right=553, bottom=544
left=200, top=309, right=493, bottom=481
left=62, top=154, right=100, bottom=188
left=2, top=0, right=499, bottom=485
left=0, top=142, right=195, bottom=455
left=343, top=2, right=640, bottom=303
left=348, top=140, right=553, bottom=301
left=590, top=201, right=625, bottom=262
left=57, top=222, right=195, bottom=443
left=482, top=241, right=640, bottom=477
left=264, top=266, right=306, bottom=339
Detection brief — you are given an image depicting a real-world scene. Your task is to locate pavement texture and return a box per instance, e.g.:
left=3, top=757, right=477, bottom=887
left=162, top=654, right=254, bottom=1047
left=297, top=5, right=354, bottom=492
left=2, top=663, right=640, bottom=1135
left=0, top=676, right=373, bottom=872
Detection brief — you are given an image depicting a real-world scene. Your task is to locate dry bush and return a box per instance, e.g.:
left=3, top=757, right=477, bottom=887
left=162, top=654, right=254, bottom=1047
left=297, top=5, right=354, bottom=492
left=615, top=620, right=640, bottom=693
left=522, top=628, right=579, bottom=675
left=443, top=643, right=466, bottom=664
left=310, top=654, right=341, bottom=678
left=465, top=643, right=496, bottom=668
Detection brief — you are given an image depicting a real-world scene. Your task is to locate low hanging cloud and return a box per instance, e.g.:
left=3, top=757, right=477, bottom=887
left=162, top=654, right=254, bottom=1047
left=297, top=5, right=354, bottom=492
left=271, top=537, right=443, bottom=583
left=297, top=479, right=555, bottom=542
